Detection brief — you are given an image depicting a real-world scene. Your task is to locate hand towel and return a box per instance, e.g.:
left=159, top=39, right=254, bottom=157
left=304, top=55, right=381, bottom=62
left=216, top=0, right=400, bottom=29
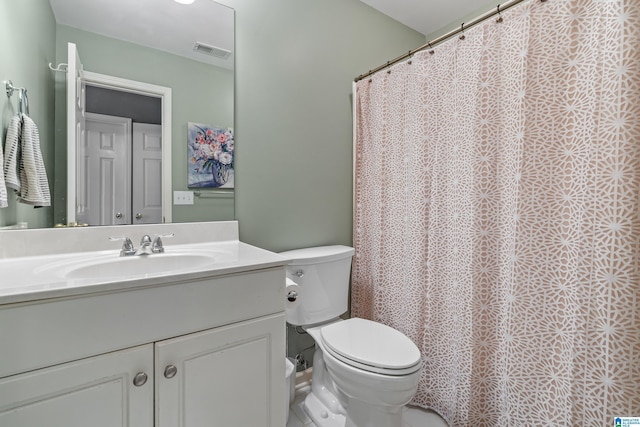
left=3, top=113, right=22, bottom=196
left=0, top=125, right=7, bottom=208
left=18, top=114, right=50, bottom=207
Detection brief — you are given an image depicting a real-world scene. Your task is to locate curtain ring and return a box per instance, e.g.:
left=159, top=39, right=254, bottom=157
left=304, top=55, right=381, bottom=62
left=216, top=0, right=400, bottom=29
left=428, top=42, right=435, bottom=55
left=459, top=23, right=466, bottom=40
left=496, top=4, right=503, bottom=23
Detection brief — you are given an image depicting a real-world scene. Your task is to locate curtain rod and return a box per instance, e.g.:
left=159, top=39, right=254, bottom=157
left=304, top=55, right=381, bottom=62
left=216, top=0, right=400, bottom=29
left=355, top=0, right=541, bottom=82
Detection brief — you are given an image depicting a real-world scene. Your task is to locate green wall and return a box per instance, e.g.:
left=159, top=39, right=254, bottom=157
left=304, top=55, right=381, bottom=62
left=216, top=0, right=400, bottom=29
left=221, top=0, right=425, bottom=252
left=53, top=26, right=235, bottom=225
left=424, top=1, right=507, bottom=41
left=0, top=0, right=56, bottom=228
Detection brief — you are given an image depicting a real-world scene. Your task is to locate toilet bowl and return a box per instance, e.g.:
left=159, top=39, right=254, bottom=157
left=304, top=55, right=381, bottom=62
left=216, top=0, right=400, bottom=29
left=280, top=246, right=423, bottom=427
left=304, top=318, right=421, bottom=427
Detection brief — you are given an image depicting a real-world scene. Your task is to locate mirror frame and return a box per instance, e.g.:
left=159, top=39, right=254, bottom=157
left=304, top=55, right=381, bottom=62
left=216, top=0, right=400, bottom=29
left=67, top=71, right=173, bottom=224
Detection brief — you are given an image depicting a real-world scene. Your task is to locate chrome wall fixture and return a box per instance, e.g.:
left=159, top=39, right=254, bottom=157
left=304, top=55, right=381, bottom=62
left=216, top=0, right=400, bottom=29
left=4, top=80, right=29, bottom=115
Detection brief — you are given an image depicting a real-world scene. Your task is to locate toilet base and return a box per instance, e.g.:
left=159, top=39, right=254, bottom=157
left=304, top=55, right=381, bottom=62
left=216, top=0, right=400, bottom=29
left=304, top=392, right=345, bottom=427
left=304, top=391, right=412, bottom=427
left=344, top=398, right=404, bottom=427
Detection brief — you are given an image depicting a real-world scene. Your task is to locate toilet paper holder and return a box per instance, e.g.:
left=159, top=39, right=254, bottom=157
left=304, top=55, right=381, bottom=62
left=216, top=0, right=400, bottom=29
left=285, top=277, right=301, bottom=303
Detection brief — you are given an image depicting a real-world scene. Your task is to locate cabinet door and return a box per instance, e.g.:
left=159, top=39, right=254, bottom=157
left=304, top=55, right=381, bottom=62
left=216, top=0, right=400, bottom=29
left=0, top=344, right=154, bottom=427
left=156, top=313, right=286, bottom=427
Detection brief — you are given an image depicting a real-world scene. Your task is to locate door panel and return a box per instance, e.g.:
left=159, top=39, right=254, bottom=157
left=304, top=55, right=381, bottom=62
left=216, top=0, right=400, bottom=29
left=155, top=314, right=286, bottom=427
left=78, top=113, right=132, bottom=226
left=132, top=123, right=162, bottom=224
left=0, top=345, right=153, bottom=427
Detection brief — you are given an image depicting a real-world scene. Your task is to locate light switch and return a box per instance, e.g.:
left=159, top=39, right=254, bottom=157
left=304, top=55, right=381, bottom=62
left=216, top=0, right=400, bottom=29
left=173, top=191, right=194, bottom=205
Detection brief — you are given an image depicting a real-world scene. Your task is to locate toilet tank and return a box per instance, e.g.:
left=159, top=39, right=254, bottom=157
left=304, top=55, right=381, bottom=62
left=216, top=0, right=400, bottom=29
left=280, top=245, right=355, bottom=326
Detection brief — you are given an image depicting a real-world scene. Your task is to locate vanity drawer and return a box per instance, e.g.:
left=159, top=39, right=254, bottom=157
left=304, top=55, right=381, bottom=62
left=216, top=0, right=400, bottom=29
left=0, top=267, right=285, bottom=379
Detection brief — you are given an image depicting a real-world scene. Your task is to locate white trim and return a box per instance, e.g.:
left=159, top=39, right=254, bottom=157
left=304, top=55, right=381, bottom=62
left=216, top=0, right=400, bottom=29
left=66, top=43, right=79, bottom=225
left=81, top=71, right=172, bottom=223
left=352, top=81, right=358, bottom=225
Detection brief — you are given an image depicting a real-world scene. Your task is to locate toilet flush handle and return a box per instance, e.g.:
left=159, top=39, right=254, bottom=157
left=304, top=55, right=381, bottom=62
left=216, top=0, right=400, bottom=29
left=294, top=270, right=304, bottom=278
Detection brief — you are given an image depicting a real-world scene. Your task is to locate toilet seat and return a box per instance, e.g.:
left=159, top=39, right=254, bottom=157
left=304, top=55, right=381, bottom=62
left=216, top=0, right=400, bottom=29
left=320, top=318, right=421, bottom=376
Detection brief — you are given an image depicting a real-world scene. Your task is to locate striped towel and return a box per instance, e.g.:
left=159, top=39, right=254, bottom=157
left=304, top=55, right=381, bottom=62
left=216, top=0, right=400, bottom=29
left=19, top=114, right=50, bottom=207
left=3, top=113, right=51, bottom=207
left=0, top=127, right=7, bottom=207
left=3, top=114, right=21, bottom=199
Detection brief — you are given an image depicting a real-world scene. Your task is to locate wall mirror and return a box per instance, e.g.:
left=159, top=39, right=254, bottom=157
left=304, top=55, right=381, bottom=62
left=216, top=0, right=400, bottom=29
left=0, top=0, right=234, bottom=230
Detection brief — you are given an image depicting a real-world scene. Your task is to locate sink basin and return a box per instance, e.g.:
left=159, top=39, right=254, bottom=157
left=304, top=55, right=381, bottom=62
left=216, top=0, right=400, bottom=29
left=31, top=250, right=221, bottom=281
left=63, top=253, right=217, bottom=280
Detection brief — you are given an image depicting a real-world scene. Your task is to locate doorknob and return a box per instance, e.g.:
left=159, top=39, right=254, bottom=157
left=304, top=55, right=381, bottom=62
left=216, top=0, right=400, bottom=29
left=136, top=212, right=142, bottom=220
left=115, top=212, right=123, bottom=219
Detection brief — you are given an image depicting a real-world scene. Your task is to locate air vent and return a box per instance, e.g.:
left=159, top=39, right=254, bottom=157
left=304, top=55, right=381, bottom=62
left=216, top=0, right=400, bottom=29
left=193, top=42, right=232, bottom=59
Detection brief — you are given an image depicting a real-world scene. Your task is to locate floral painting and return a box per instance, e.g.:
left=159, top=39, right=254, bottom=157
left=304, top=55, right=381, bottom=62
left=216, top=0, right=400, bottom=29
left=187, top=122, right=234, bottom=188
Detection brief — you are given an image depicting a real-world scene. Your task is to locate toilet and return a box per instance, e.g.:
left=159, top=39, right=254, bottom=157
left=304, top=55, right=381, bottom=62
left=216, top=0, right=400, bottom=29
left=281, top=245, right=422, bottom=427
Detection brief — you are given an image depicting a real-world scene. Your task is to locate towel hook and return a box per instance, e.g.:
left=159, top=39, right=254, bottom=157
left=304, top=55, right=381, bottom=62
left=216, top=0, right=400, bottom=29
left=5, top=80, right=29, bottom=115
left=5, top=80, right=17, bottom=98
left=48, top=62, right=68, bottom=72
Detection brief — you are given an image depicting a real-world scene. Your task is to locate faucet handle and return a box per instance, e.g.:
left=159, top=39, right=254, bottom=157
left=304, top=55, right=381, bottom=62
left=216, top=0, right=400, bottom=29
left=109, top=236, right=135, bottom=257
left=152, top=233, right=174, bottom=254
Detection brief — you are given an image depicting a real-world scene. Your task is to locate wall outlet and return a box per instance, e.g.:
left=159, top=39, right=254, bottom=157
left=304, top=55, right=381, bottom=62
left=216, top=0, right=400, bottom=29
left=173, top=191, right=194, bottom=205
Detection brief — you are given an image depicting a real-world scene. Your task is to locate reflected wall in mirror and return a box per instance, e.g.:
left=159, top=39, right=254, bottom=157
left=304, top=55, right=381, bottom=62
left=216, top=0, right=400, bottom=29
left=0, top=0, right=234, bottom=230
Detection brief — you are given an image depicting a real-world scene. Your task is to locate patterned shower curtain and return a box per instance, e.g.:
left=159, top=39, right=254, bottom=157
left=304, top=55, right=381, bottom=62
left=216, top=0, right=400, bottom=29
left=352, top=0, right=640, bottom=425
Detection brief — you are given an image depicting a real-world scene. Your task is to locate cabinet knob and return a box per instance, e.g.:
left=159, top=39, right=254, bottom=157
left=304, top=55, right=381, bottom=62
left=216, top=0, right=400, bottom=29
left=133, top=372, right=148, bottom=387
left=115, top=212, right=123, bottom=219
left=136, top=212, right=142, bottom=220
left=164, top=364, right=177, bottom=379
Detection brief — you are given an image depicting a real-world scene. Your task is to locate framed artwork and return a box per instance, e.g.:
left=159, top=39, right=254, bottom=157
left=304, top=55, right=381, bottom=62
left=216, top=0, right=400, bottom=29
left=187, top=122, right=234, bottom=188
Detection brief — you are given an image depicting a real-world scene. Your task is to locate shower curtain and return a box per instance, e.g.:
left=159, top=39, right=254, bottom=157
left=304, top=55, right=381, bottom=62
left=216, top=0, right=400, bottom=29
left=352, top=0, right=640, bottom=425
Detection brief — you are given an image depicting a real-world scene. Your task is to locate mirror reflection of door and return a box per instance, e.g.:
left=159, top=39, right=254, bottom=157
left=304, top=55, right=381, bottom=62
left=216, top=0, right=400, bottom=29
left=77, top=87, right=162, bottom=226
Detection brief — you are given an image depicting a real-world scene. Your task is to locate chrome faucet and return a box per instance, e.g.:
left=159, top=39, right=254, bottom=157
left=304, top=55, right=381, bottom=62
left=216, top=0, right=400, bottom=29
left=111, top=237, right=136, bottom=257
left=135, top=235, right=154, bottom=256
left=110, top=233, right=174, bottom=256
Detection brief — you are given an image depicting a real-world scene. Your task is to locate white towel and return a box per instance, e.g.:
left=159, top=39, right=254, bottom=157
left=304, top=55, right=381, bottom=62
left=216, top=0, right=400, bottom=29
left=0, top=125, right=7, bottom=207
left=3, top=114, right=21, bottom=196
left=18, top=114, right=50, bottom=207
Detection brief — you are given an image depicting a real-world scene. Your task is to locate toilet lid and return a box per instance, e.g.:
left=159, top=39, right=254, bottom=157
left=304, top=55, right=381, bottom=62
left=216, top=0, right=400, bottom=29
left=320, top=318, right=421, bottom=374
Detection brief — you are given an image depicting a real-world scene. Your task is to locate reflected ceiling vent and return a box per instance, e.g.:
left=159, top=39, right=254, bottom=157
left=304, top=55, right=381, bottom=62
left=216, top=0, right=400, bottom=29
left=193, top=42, right=231, bottom=59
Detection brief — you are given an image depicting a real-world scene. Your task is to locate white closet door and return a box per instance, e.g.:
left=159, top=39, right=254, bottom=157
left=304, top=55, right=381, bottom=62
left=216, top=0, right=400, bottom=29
left=132, top=123, right=162, bottom=224
left=78, top=113, right=132, bottom=226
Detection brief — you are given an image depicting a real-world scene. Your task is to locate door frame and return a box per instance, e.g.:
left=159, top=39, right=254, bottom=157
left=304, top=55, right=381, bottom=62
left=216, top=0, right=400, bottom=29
left=68, top=71, right=172, bottom=224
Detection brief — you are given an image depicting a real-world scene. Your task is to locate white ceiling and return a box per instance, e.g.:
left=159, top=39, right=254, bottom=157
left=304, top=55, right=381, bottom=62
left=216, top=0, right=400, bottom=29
left=360, top=0, right=487, bottom=37
left=49, top=0, right=234, bottom=69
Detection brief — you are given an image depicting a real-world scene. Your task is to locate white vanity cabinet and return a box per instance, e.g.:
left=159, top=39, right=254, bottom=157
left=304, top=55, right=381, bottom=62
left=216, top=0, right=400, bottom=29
left=0, top=266, right=286, bottom=427
left=156, top=314, right=284, bottom=426
left=0, top=344, right=154, bottom=427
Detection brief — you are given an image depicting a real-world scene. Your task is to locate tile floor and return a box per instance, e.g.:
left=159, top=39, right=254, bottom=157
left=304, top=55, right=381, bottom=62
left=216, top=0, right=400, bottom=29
left=287, top=384, right=448, bottom=427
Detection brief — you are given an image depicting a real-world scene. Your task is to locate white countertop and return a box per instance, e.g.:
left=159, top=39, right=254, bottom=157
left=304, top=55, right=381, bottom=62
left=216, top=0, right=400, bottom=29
left=0, top=222, right=290, bottom=305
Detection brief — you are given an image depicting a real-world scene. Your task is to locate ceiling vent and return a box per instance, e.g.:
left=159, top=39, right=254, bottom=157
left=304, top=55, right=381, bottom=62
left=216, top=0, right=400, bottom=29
left=193, top=42, right=232, bottom=59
